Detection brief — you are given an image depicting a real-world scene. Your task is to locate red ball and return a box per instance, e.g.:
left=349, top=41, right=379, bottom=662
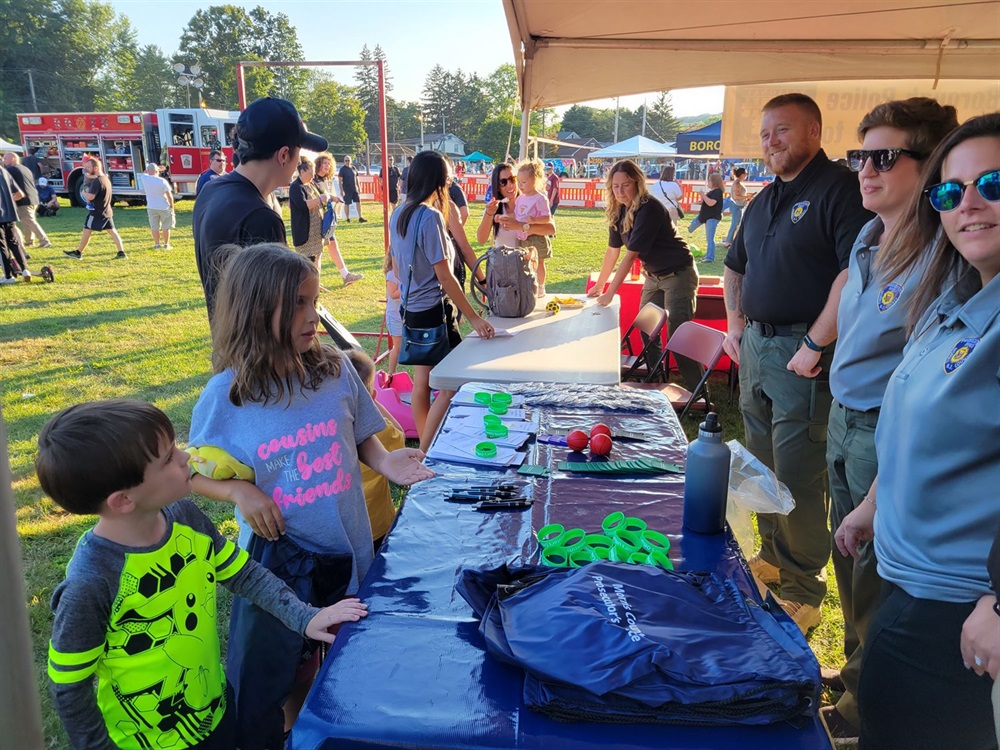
left=590, top=423, right=612, bottom=439
left=567, top=429, right=590, bottom=452
left=590, top=433, right=613, bottom=456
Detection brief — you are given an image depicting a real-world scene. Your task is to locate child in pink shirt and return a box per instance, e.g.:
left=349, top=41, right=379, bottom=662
left=514, top=159, right=553, bottom=297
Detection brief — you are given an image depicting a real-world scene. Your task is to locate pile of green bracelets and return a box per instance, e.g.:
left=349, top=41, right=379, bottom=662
left=537, top=511, right=674, bottom=570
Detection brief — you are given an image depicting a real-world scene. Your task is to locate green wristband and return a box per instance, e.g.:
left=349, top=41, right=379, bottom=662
left=474, top=391, right=492, bottom=405
left=641, top=529, right=671, bottom=554
left=649, top=550, right=674, bottom=570
left=483, top=414, right=502, bottom=428
left=591, top=546, right=611, bottom=561
left=602, top=511, right=626, bottom=534
left=608, top=544, right=629, bottom=562
left=537, top=523, right=566, bottom=548
left=485, top=424, right=509, bottom=439
left=569, top=548, right=594, bottom=568
left=613, top=529, right=643, bottom=553
left=561, top=528, right=587, bottom=552
left=541, top=546, right=570, bottom=567
left=584, top=533, right=614, bottom=552
left=491, top=392, right=513, bottom=407
left=623, top=516, right=648, bottom=533
left=475, top=441, right=497, bottom=458
left=489, top=403, right=508, bottom=415
left=628, top=551, right=652, bottom=565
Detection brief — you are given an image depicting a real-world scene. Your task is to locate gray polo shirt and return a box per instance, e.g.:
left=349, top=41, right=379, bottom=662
left=874, top=271, right=1000, bottom=603
left=831, top=218, right=920, bottom=411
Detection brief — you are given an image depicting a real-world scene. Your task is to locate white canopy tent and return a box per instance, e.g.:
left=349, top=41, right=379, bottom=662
left=503, top=0, right=1000, bottom=157
left=0, top=137, right=24, bottom=153
left=587, top=135, right=676, bottom=159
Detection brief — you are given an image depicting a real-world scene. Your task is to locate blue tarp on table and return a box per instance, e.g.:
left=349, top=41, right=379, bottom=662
left=288, top=384, right=828, bottom=749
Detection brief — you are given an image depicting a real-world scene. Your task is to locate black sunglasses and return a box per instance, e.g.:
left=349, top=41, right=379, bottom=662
left=846, top=148, right=923, bottom=173
left=924, top=170, right=1000, bottom=212
left=498, top=176, right=513, bottom=186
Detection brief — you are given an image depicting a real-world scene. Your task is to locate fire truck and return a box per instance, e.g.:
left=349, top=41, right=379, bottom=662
left=15, top=107, right=239, bottom=205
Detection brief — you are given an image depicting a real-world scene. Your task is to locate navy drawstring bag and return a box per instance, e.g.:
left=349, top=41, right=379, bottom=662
left=457, top=561, right=819, bottom=727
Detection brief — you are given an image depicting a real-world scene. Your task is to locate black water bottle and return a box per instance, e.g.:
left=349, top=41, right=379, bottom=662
left=682, top=413, right=731, bottom=534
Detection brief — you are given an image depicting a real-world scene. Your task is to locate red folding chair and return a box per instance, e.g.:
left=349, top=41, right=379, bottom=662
left=647, top=321, right=725, bottom=420
left=620, top=303, right=667, bottom=382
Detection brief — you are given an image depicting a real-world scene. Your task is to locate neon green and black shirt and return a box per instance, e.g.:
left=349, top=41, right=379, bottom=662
left=48, top=500, right=319, bottom=749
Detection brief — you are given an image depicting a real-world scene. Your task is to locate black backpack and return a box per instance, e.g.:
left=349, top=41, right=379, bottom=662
left=470, top=245, right=539, bottom=318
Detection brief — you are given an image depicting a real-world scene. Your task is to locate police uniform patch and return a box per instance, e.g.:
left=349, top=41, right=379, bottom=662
left=790, top=201, right=810, bottom=223
left=944, top=337, right=978, bottom=373
left=877, top=282, right=903, bottom=312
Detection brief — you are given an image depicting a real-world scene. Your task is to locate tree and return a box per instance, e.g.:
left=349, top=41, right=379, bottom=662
left=248, top=7, right=308, bottom=103
left=470, top=116, right=519, bottom=162
left=645, top=92, right=683, bottom=142
left=301, top=79, right=366, bottom=156
left=353, top=44, right=393, bottom=144
left=93, top=16, right=139, bottom=111
left=388, top=98, right=421, bottom=141
left=0, top=0, right=120, bottom=135
left=129, top=46, right=180, bottom=110
left=483, top=64, right=518, bottom=122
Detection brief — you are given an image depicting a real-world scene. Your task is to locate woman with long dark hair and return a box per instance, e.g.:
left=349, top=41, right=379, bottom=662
left=390, top=151, right=493, bottom=451
left=835, top=113, right=1000, bottom=749
left=587, top=159, right=701, bottom=390
left=476, top=161, right=555, bottom=247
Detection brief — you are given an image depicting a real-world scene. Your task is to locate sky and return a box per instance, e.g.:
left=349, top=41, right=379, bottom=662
left=108, top=0, right=724, bottom=118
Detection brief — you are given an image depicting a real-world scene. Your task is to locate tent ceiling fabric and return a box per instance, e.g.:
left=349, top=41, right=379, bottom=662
left=503, top=0, right=1000, bottom=109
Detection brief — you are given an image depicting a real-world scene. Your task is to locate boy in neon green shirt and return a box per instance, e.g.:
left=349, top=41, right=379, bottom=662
left=39, top=400, right=367, bottom=749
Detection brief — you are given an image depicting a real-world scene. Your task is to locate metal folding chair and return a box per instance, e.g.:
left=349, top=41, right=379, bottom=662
left=620, top=302, right=667, bottom=382
left=648, top=321, right=725, bottom=420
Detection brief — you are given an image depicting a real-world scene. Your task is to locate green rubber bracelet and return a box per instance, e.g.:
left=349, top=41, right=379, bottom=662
left=584, top=533, right=614, bottom=551
left=608, top=544, right=628, bottom=562
left=649, top=550, right=674, bottom=570
left=483, top=414, right=502, bottom=428
left=591, top=546, right=611, bottom=561
left=488, top=403, right=508, bottom=415
left=475, top=441, right=497, bottom=458
left=491, top=392, right=513, bottom=406
left=474, top=391, right=492, bottom=405
left=569, top=548, right=594, bottom=568
left=641, top=529, right=671, bottom=553
left=561, top=528, right=587, bottom=552
left=613, top=529, right=643, bottom=553
left=541, top=546, right=570, bottom=567
left=485, top=424, right=509, bottom=439
left=628, top=551, right=652, bottom=565
left=623, top=516, right=648, bottom=533
left=602, top=511, right=626, bottom=534
left=537, top=523, right=566, bottom=548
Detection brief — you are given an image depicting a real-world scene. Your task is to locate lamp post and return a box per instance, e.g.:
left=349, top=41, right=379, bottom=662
left=173, top=63, right=205, bottom=108
left=416, top=113, right=425, bottom=151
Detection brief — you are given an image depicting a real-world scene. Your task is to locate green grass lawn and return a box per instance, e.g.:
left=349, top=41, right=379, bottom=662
left=4, top=199, right=845, bottom=747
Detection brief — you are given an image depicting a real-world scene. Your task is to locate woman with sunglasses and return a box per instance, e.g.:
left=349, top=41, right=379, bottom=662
left=476, top=162, right=555, bottom=248
left=818, top=98, right=960, bottom=741
left=835, top=112, right=1000, bottom=749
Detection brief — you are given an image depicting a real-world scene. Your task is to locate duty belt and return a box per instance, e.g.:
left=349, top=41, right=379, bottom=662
left=744, top=318, right=810, bottom=338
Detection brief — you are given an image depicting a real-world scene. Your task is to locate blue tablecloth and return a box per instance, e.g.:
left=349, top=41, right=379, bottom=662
left=289, top=385, right=829, bottom=749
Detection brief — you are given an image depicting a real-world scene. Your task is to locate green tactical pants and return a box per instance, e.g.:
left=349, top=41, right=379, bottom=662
left=639, top=264, right=702, bottom=392
left=739, top=325, right=833, bottom=607
left=827, top=400, right=882, bottom=728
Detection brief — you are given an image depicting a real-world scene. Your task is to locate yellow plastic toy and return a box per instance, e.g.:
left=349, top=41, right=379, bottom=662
left=187, top=445, right=255, bottom=481
left=545, top=300, right=561, bottom=315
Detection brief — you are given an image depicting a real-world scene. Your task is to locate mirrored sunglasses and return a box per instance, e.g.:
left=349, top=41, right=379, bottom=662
left=846, top=148, right=923, bottom=173
left=924, top=170, right=1000, bottom=212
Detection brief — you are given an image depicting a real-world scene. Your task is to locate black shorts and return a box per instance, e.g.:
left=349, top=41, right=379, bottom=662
left=343, top=190, right=360, bottom=204
left=84, top=213, right=114, bottom=231
left=404, top=298, right=463, bottom=355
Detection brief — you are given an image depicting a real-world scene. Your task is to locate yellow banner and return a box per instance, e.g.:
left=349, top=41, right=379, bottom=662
left=721, top=80, right=1000, bottom=158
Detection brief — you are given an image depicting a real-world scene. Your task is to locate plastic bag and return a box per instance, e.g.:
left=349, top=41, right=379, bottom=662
left=724, top=440, right=796, bottom=557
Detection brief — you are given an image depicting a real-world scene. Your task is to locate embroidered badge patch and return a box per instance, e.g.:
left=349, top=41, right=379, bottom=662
left=944, top=337, right=978, bottom=373
left=877, top=283, right=903, bottom=312
left=790, top=201, right=810, bottom=223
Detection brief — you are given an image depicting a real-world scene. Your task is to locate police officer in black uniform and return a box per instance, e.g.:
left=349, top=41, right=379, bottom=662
left=722, top=93, right=873, bottom=633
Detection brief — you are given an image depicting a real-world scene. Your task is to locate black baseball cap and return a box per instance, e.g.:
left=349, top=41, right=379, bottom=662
left=236, top=97, right=327, bottom=154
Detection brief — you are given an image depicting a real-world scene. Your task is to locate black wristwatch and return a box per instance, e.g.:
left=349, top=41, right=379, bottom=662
left=802, top=333, right=826, bottom=353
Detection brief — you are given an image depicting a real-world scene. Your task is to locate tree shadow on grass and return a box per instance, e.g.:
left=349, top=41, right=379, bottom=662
left=0, top=302, right=196, bottom=342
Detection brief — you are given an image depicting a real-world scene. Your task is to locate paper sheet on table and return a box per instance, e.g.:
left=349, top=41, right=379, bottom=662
left=426, top=432, right=527, bottom=467
left=452, top=391, right=527, bottom=407
left=446, top=421, right=533, bottom=448
left=449, top=406, right=528, bottom=420
left=467, top=328, right=517, bottom=338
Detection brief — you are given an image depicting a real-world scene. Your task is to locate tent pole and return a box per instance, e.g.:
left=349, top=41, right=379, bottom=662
left=518, top=57, right=533, bottom=161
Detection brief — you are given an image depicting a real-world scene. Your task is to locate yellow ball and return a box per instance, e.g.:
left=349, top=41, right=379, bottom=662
left=545, top=300, right=561, bottom=315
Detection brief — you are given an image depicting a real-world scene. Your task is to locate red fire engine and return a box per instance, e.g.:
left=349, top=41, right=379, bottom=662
left=15, top=107, right=239, bottom=205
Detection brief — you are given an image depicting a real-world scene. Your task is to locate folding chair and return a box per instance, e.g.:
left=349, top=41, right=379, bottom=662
left=647, top=321, right=725, bottom=420
left=693, top=293, right=739, bottom=400
left=620, top=303, right=667, bottom=382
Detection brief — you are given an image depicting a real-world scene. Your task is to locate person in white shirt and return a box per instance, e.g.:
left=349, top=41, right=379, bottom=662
left=648, top=164, right=684, bottom=224
left=141, top=163, right=175, bottom=249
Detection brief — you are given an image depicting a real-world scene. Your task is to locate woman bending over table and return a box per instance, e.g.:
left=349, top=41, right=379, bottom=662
left=390, top=151, right=493, bottom=452
left=835, top=113, right=1000, bottom=750
left=588, top=159, right=701, bottom=390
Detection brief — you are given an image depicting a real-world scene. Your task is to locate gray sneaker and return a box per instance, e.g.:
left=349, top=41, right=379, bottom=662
left=342, top=271, right=364, bottom=286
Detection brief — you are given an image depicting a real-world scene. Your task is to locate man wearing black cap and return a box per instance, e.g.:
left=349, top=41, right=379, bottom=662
left=193, top=97, right=328, bottom=321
